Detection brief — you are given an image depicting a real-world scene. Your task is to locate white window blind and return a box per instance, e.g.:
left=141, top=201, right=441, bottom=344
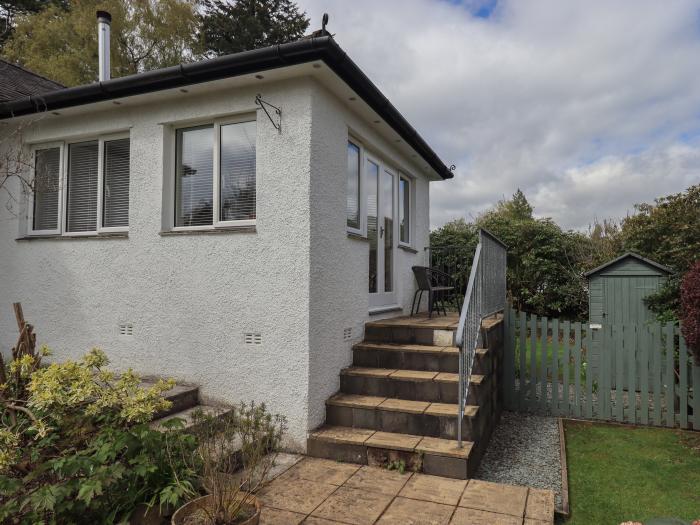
left=175, top=125, right=214, bottom=227
left=66, top=141, right=99, bottom=232
left=32, top=147, right=60, bottom=231
left=347, top=141, right=361, bottom=230
left=102, top=138, right=130, bottom=228
left=220, top=121, right=256, bottom=222
left=399, top=176, right=410, bottom=244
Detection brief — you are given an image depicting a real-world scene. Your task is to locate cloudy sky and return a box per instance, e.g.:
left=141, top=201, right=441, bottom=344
left=297, top=0, right=700, bottom=230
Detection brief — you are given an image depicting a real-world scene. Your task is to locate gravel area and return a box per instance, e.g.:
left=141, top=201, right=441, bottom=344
left=476, top=411, right=564, bottom=510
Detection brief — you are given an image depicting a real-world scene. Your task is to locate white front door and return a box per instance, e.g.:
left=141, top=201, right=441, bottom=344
left=368, top=157, right=397, bottom=308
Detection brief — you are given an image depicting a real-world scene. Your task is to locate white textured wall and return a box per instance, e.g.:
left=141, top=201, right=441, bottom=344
left=0, top=78, right=314, bottom=450
left=307, top=80, right=432, bottom=432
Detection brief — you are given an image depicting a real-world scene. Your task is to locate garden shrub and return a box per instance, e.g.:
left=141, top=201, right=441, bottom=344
left=680, top=260, right=700, bottom=365
left=0, top=348, right=199, bottom=524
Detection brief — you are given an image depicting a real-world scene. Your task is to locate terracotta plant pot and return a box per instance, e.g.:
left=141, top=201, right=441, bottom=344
left=171, top=494, right=261, bottom=525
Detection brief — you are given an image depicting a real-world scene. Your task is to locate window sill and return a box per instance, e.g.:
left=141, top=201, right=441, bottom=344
left=16, top=233, right=128, bottom=241
left=160, top=226, right=256, bottom=236
left=398, top=244, right=418, bottom=254
left=347, top=231, right=368, bottom=242
left=369, top=304, right=403, bottom=316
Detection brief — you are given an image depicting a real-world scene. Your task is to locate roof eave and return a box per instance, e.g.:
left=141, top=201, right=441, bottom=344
left=0, top=37, right=453, bottom=180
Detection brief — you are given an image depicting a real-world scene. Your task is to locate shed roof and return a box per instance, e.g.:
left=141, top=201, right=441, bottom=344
left=0, top=59, right=64, bottom=102
left=584, top=252, right=673, bottom=278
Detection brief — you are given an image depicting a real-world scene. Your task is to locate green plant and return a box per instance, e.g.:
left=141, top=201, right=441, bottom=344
left=172, top=402, right=286, bottom=524
left=386, top=459, right=406, bottom=475
left=0, top=327, right=198, bottom=524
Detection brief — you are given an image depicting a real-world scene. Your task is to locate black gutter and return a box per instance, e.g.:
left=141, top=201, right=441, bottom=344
left=0, top=37, right=453, bottom=180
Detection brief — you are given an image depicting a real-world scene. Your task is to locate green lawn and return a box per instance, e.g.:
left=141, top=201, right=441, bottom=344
left=564, top=420, right=700, bottom=524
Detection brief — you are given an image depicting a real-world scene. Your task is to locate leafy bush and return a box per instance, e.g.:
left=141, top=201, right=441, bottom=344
left=0, top=348, right=199, bottom=524
left=680, top=260, right=700, bottom=365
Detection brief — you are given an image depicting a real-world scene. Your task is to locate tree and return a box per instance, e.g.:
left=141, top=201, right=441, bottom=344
left=680, top=261, right=700, bottom=365
left=620, top=184, right=700, bottom=319
left=199, top=0, right=309, bottom=57
left=1, top=0, right=200, bottom=86
left=0, top=1, right=68, bottom=49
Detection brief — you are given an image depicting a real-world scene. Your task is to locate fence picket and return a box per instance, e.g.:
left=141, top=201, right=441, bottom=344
left=665, top=322, right=675, bottom=428
left=551, top=318, right=559, bottom=415
left=540, top=316, right=548, bottom=411
left=628, top=324, right=637, bottom=425
left=652, top=323, right=662, bottom=426
left=604, top=324, right=613, bottom=420
left=504, top=308, right=515, bottom=410
left=616, top=325, right=624, bottom=421
left=640, top=326, right=649, bottom=425
left=679, top=335, right=688, bottom=429
left=584, top=326, right=593, bottom=419
left=574, top=322, right=582, bottom=418
left=693, top=363, right=700, bottom=431
left=518, top=310, right=527, bottom=411
left=529, top=314, right=537, bottom=411
left=563, top=321, right=571, bottom=416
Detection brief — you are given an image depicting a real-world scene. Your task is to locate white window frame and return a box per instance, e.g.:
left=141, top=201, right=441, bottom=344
left=171, top=114, right=257, bottom=232
left=28, top=141, right=64, bottom=236
left=346, top=138, right=364, bottom=236
left=398, top=173, right=413, bottom=248
left=27, top=133, right=130, bottom=237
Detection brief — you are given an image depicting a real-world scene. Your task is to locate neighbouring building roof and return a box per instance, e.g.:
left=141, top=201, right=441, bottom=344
left=0, top=59, right=64, bottom=103
left=584, top=252, right=674, bottom=278
left=0, top=36, right=453, bottom=180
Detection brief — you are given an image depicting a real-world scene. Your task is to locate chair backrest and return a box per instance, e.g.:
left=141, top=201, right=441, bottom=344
left=412, top=266, right=432, bottom=291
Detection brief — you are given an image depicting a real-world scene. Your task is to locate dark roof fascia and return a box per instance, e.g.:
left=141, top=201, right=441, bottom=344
left=0, top=37, right=453, bottom=180
left=583, top=252, right=674, bottom=278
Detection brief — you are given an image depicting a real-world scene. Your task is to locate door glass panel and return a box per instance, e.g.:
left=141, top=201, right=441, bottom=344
left=367, top=160, right=379, bottom=293
left=382, top=170, right=394, bottom=292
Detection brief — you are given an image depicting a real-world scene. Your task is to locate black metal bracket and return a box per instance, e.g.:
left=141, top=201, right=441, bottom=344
left=255, top=94, right=281, bottom=133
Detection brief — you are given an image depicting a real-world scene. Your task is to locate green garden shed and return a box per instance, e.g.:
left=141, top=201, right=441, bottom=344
left=585, top=252, right=673, bottom=326
left=584, top=253, right=673, bottom=383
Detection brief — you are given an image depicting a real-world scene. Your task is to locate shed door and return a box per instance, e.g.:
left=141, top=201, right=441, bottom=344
left=602, top=276, right=662, bottom=324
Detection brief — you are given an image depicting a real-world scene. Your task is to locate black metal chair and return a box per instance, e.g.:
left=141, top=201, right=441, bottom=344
left=410, top=266, right=460, bottom=317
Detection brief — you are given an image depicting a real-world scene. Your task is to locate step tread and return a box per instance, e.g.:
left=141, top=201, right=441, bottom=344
left=342, top=367, right=485, bottom=385
left=149, top=404, right=227, bottom=429
left=365, top=317, right=459, bottom=330
left=354, top=342, right=459, bottom=354
left=327, top=393, right=479, bottom=417
left=309, top=426, right=473, bottom=459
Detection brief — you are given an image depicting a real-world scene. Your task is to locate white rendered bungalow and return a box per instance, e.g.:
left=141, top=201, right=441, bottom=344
left=0, top=21, right=457, bottom=450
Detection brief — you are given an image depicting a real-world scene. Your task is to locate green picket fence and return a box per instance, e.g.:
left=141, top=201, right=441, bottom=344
left=502, top=307, right=699, bottom=429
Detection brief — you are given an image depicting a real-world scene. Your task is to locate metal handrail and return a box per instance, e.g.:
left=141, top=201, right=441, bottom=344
left=454, top=229, right=507, bottom=447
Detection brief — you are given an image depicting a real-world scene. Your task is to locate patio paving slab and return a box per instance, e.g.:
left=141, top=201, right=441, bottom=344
left=280, top=458, right=361, bottom=486
left=344, top=465, right=413, bottom=496
left=310, top=485, right=393, bottom=525
left=375, top=496, right=454, bottom=524
left=459, top=479, right=528, bottom=517
left=259, top=506, right=306, bottom=524
left=450, top=507, right=522, bottom=524
left=399, top=473, right=468, bottom=506
left=525, top=488, right=555, bottom=521
left=258, top=477, right=337, bottom=514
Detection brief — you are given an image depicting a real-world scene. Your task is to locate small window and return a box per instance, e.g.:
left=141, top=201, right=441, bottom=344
left=174, top=119, right=256, bottom=228
left=28, top=135, right=130, bottom=236
left=31, top=147, right=61, bottom=233
left=347, top=141, right=361, bottom=231
left=399, top=175, right=411, bottom=244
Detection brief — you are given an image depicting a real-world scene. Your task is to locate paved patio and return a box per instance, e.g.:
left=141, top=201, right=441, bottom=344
left=258, top=457, right=554, bottom=524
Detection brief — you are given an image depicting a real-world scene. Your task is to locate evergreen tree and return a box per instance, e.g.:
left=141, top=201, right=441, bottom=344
left=199, top=0, right=310, bottom=57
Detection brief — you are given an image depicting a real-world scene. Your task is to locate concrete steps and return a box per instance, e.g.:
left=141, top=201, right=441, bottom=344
left=307, top=313, right=504, bottom=480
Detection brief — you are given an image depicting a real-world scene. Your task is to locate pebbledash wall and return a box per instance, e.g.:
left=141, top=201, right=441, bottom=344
left=0, top=75, right=432, bottom=450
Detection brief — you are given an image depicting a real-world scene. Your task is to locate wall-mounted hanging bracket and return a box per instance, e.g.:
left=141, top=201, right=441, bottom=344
left=255, top=94, right=281, bottom=133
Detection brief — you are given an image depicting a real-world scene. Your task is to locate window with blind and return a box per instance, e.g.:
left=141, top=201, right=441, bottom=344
left=28, top=135, right=130, bottom=236
left=173, top=119, right=256, bottom=228
left=32, top=147, right=61, bottom=232
left=347, top=141, right=361, bottom=231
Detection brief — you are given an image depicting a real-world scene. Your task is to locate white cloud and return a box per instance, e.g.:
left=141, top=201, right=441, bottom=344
left=297, top=0, right=700, bottom=229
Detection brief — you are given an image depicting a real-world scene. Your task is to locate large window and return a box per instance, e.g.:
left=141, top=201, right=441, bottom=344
left=29, top=135, right=130, bottom=236
left=175, top=119, right=256, bottom=228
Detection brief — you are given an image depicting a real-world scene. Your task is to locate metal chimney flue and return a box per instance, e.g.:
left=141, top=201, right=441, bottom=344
left=97, top=10, right=111, bottom=82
